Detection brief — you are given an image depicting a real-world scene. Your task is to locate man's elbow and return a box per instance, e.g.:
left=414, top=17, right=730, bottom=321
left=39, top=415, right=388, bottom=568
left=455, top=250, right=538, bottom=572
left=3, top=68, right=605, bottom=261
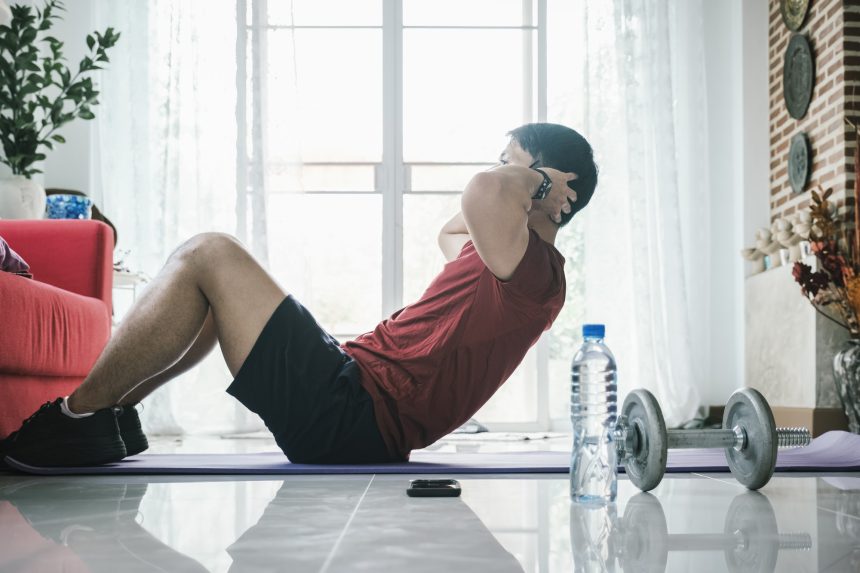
left=463, top=172, right=502, bottom=204
left=438, top=232, right=461, bottom=262
left=462, top=172, right=504, bottom=222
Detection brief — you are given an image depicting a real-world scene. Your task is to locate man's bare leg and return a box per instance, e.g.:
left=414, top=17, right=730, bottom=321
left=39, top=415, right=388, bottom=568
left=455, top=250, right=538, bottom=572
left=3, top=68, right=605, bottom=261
left=116, top=309, right=218, bottom=406
left=67, top=233, right=287, bottom=414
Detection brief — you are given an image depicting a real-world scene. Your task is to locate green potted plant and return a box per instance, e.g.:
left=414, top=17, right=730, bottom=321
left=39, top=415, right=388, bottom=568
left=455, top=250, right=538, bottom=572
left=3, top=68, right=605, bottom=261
left=0, top=0, right=118, bottom=219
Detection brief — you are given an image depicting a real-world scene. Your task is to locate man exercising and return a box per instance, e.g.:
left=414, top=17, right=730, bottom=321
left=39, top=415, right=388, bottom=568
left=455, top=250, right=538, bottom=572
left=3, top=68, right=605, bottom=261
left=2, top=122, right=597, bottom=467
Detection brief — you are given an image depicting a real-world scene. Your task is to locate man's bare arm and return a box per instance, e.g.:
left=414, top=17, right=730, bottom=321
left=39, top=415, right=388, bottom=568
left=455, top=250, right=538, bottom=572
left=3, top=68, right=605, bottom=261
left=438, top=211, right=471, bottom=262
left=461, top=168, right=539, bottom=280
left=461, top=165, right=576, bottom=280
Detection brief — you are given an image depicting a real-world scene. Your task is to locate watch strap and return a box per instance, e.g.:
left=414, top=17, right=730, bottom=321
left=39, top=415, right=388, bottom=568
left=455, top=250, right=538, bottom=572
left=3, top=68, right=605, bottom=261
left=531, top=168, right=552, bottom=201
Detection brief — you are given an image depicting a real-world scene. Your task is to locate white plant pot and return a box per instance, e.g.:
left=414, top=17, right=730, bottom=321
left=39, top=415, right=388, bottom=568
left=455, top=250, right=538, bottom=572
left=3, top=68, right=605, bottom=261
left=0, top=176, right=46, bottom=219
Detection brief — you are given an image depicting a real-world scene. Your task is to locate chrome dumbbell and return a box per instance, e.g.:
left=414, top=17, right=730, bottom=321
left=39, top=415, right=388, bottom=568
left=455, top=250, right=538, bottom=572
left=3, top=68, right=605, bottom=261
left=615, top=388, right=811, bottom=491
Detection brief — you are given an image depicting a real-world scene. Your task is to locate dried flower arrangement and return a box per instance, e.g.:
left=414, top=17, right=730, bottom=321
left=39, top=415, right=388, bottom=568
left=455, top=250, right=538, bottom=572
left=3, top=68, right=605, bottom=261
left=792, top=120, right=860, bottom=434
left=792, top=186, right=860, bottom=336
left=792, top=120, right=860, bottom=337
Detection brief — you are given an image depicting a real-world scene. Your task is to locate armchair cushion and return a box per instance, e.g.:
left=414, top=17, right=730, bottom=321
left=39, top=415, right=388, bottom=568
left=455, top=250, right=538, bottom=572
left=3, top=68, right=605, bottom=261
left=0, top=220, right=113, bottom=312
left=0, top=272, right=110, bottom=377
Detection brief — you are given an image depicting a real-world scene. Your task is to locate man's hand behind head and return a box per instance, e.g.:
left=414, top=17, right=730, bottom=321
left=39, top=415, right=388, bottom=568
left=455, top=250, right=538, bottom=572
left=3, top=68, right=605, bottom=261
left=533, top=167, right=578, bottom=224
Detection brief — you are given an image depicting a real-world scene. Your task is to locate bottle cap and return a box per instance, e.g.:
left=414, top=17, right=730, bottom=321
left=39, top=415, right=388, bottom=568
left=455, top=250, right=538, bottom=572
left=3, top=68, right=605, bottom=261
left=582, top=324, right=605, bottom=339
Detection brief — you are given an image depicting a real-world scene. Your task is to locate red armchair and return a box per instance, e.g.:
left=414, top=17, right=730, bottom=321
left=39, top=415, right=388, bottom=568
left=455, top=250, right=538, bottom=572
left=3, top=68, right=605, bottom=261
left=0, top=220, right=113, bottom=438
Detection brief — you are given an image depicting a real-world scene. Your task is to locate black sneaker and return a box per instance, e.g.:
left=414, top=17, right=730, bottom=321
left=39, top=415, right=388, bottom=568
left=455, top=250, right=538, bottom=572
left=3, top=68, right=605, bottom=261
left=0, top=435, right=9, bottom=470
left=114, top=404, right=149, bottom=457
left=3, top=398, right=127, bottom=467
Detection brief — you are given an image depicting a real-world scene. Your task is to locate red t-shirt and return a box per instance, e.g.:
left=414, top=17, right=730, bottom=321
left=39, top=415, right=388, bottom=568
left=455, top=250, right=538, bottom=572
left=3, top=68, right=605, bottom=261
left=341, top=228, right=566, bottom=460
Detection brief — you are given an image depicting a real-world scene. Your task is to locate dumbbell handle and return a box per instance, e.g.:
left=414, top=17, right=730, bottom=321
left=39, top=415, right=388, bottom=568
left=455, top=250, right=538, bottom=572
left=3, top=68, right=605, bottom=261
left=666, top=532, right=812, bottom=551
left=667, top=427, right=811, bottom=450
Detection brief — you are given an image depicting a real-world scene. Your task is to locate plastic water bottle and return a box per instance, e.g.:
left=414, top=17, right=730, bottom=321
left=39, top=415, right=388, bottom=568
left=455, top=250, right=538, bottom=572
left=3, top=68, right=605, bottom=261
left=570, top=323, right=618, bottom=504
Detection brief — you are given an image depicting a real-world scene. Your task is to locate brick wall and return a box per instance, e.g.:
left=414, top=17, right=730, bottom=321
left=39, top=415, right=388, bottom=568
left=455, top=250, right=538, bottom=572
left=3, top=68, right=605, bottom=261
left=769, top=0, right=860, bottom=223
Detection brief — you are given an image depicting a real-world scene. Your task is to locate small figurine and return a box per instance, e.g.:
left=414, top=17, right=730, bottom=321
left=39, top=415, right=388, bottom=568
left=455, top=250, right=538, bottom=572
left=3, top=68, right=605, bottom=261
left=757, top=227, right=784, bottom=268
left=741, top=246, right=766, bottom=274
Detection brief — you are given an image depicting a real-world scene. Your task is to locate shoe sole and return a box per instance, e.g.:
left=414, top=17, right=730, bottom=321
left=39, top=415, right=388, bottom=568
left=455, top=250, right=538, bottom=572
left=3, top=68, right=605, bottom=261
left=4, top=437, right=126, bottom=467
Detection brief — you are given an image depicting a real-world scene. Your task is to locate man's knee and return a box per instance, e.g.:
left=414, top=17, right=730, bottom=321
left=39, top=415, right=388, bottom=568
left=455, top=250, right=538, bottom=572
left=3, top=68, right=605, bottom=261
left=171, top=232, right=246, bottom=264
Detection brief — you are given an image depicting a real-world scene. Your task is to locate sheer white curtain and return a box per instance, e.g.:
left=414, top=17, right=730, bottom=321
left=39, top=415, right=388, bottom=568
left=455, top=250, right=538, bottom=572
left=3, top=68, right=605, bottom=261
left=91, top=0, right=273, bottom=435
left=555, top=0, right=706, bottom=426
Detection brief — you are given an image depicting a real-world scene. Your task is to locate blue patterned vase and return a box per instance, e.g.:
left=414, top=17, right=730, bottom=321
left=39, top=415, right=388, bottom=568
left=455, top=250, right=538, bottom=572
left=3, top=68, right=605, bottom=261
left=45, top=194, right=93, bottom=219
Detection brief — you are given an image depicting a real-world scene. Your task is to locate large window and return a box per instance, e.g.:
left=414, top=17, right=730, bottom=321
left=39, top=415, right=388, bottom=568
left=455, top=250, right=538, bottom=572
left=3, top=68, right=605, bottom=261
left=240, top=0, right=581, bottom=430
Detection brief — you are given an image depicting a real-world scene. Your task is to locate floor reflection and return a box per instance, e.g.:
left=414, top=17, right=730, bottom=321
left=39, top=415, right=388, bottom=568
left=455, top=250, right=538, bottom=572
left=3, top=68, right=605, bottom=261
left=817, top=477, right=860, bottom=572
left=1, top=473, right=859, bottom=572
left=229, top=479, right=525, bottom=572
left=0, top=476, right=524, bottom=573
left=0, top=480, right=207, bottom=572
left=569, top=491, right=810, bottom=572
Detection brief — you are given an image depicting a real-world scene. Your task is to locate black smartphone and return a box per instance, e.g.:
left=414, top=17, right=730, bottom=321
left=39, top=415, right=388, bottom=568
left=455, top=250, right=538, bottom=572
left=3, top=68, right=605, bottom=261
left=406, top=478, right=462, bottom=497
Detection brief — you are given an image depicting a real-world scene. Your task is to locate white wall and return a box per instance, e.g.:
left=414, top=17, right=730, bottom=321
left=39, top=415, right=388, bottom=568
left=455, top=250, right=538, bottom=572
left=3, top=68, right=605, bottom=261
left=741, top=0, right=772, bottom=251
left=698, top=0, right=769, bottom=406
left=701, top=0, right=742, bottom=405
left=41, top=0, right=95, bottom=192
left=739, top=0, right=772, bottom=400
left=739, top=0, right=772, bottom=401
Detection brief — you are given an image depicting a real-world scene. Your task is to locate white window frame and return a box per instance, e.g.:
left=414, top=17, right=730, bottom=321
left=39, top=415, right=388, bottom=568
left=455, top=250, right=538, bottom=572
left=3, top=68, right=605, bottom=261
left=238, top=0, right=554, bottom=431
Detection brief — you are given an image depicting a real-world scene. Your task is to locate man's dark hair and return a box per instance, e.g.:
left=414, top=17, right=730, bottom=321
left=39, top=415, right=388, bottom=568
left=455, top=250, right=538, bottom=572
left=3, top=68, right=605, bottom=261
left=507, top=123, right=598, bottom=227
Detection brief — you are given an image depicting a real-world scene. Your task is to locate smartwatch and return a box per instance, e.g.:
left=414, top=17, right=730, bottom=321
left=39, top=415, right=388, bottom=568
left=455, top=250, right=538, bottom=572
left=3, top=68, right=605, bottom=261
left=531, top=168, right=552, bottom=200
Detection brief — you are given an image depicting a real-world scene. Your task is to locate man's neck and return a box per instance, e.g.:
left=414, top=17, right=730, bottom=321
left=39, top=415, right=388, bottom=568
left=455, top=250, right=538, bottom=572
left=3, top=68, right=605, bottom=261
left=528, top=212, right=559, bottom=245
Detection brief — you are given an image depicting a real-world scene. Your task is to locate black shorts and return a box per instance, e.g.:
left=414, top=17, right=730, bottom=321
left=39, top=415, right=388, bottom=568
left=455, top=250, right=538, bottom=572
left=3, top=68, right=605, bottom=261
left=226, top=295, right=394, bottom=464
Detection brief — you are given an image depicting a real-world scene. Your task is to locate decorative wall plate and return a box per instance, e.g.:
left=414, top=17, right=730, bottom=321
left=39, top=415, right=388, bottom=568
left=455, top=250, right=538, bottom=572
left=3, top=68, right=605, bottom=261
left=781, top=0, right=809, bottom=31
left=788, top=132, right=811, bottom=194
left=783, top=34, right=815, bottom=120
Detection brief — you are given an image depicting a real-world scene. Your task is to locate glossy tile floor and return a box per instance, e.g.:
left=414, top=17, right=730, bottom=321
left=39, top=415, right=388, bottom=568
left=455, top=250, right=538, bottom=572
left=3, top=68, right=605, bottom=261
left=1, top=437, right=859, bottom=572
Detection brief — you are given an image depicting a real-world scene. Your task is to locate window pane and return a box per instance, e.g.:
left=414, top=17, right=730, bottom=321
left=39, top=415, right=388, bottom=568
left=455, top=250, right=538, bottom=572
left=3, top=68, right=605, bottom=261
left=267, top=164, right=376, bottom=192
left=403, top=29, right=531, bottom=163
left=409, top=164, right=492, bottom=192
left=332, top=333, right=363, bottom=343
left=549, top=348, right=572, bottom=422
left=547, top=0, right=587, bottom=127
left=403, top=194, right=461, bottom=304
left=267, top=194, right=382, bottom=333
left=403, top=0, right=532, bottom=27
left=475, top=347, right=538, bottom=423
left=266, top=0, right=381, bottom=27
left=265, top=29, right=382, bottom=163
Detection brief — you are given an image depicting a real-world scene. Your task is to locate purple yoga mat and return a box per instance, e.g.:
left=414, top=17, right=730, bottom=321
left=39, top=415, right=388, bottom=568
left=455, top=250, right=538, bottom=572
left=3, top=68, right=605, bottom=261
left=5, top=431, right=860, bottom=476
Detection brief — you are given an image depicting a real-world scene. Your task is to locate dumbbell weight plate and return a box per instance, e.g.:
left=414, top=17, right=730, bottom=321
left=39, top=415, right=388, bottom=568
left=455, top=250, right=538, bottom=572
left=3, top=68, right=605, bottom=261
left=723, top=492, right=779, bottom=573
left=621, top=389, right=668, bottom=492
left=723, top=388, right=777, bottom=490
left=619, top=492, right=669, bottom=572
